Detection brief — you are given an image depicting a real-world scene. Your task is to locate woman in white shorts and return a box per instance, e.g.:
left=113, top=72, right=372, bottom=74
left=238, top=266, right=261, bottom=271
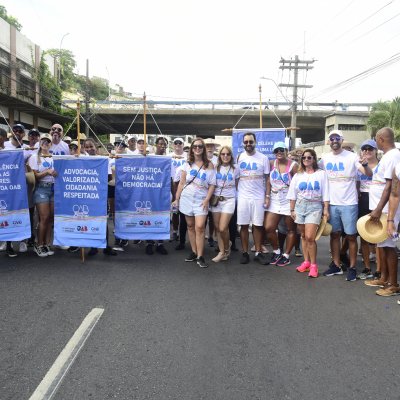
left=287, top=149, right=330, bottom=278
left=264, top=142, right=298, bottom=267
left=29, top=133, right=56, bottom=257
left=210, top=146, right=238, bottom=262
left=173, top=138, right=216, bottom=268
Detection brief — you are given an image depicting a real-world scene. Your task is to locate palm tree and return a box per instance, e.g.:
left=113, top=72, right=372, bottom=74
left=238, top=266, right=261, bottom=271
left=367, top=97, right=400, bottom=139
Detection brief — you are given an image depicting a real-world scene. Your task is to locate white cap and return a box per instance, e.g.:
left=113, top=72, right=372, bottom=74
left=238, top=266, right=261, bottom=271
left=173, top=137, right=184, bottom=144
left=328, top=129, right=343, bottom=138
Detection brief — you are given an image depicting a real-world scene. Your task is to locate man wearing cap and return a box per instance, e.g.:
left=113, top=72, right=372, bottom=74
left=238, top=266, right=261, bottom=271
left=49, top=124, right=69, bottom=155
left=320, top=129, right=372, bottom=281
left=170, top=137, right=187, bottom=244
left=126, top=136, right=137, bottom=154
left=365, top=127, right=400, bottom=295
left=5, top=124, right=25, bottom=150
left=23, top=129, right=40, bottom=159
left=237, top=132, right=270, bottom=265
left=133, top=137, right=146, bottom=155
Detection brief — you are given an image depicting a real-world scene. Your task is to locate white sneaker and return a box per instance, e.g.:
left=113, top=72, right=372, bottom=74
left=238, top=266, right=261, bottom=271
left=34, top=244, right=48, bottom=257
left=0, top=241, right=6, bottom=251
left=19, top=242, right=28, bottom=253
left=250, top=245, right=256, bottom=252
left=44, top=245, right=55, bottom=256
left=261, top=245, right=268, bottom=254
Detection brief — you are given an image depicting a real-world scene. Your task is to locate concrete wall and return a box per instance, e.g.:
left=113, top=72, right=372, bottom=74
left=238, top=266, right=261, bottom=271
left=0, top=18, right=10, bottom=52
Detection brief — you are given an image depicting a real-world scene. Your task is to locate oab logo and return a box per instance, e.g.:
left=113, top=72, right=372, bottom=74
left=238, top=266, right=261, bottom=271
left=135, top=200, right=152, bottom=213
left=0, top=220, right=9, bottom=227
left=73, top=204, right=89, bottom=217
left=77, top=226, right=88, bottom=232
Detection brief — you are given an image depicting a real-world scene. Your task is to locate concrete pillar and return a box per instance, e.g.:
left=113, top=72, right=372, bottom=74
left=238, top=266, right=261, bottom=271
left=35, top=45, right=40, bottom=106
left=10, top=25, right=17, bottom=97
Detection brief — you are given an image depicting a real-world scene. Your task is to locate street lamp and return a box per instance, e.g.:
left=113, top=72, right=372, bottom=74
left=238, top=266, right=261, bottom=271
left=58, top=33, right=70, bottom=85
left=260, top=76, right=290, bottom=103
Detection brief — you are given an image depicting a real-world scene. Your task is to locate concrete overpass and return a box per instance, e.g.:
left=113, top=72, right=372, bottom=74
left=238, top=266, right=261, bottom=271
left=78, top=100, right=372, bottom=143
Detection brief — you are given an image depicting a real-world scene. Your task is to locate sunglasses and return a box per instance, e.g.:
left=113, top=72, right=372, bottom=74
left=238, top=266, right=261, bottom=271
left=273, top=148, right=285, bottom=154
left=243, top=140, right=254, bottom=145
left=329, top=136, right=341, bottom=142
left=302, top=156, right=313, bottom=160
left=192, top=144, right=204, bottom=149
left=51, top=127, right=63, bottom=133
left=362, top=146, right=374, bottom=151
left=220, top=153, right=231, bottom=156
left=174, top=142, right=183, bottom=145
left=13, top=129, right=23, bottom=133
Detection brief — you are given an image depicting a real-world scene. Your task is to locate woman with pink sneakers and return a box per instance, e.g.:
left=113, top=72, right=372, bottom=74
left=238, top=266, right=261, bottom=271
left=287, top=149, right=330, bottom=278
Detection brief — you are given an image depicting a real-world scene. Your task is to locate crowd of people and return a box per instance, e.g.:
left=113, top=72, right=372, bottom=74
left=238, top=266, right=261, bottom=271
left=1, top=123, right=400, bottom=298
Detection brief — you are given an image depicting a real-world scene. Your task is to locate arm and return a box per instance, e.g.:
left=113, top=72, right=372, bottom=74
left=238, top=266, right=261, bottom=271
left=370, top=179, right=392, bottom=221
left=264, top=174, right=271, bottom=208
left=172, top=170, right=187, bottom=207
left=202, top=184, right=215, bottom=210
left=290, top=199, right=296, bottom=220
left=357, top=155, right=373, bottom=177
left=387, top=170, right=400, bottom=237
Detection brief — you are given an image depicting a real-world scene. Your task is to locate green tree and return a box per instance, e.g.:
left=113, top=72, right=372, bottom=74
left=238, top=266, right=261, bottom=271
left=90, top=76, right=109, bottom=100
left=0, top=5, right=22, bottom=31
left=47, top=48, right=77, bottom=90
left=367, top=97, right=400, bottom=139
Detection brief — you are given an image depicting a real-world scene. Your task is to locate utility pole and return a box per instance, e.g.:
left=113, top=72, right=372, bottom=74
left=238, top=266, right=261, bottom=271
left=85, top=59, right=90, bottom=137
left=279, top=55, right=314, bottom=149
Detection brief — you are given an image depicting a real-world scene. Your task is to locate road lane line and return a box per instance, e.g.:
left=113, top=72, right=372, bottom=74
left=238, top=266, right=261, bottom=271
left=29, top=307, right=104, bottom=400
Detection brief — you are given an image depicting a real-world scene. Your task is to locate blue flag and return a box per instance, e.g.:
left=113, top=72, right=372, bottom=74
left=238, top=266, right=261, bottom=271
left=232, top=128, right=287, bottom=160
left=115, top=156, right=171, bottom=240
left=0, top=150, right=30, bottom=241
left=53, top=156, right=109, bottom=248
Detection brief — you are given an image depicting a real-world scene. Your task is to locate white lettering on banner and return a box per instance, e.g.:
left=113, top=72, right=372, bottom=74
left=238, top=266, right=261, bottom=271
left=122, top=166, right=162, bottom=174
left=62, top=176, right=100, bottom=183
left=123, top=181, right=162, bottom=188
left=65, top=184, right=98, bottom=191
left=0, top=163, right=19, bottom=171
left=64, top=169, right=99, bottom=175
left=63, top=192, right=100, bottom=199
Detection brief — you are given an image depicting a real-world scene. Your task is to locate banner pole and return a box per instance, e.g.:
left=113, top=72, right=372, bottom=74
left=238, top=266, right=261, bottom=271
left=259, top=84, right=262, bottom=129
left=76, top=100, right=85, bottom=263
left=143, top=92, right=147, bottom=156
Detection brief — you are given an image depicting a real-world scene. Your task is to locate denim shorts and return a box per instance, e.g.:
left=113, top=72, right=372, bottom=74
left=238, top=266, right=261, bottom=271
left=33, top=183, right=54, bottom=204
left=295, top=199, right=322, bottom=225
left=329, top=204, right=358, bottom=235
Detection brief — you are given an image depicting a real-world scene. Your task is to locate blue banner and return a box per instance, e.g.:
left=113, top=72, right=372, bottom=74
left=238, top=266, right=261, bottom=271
left=53, top=156, right=108, bottom=248
left=0, top=150, right=30, bottom=241
left=115, top=156, right=171, bottom=240
left=232, top=128, right=287, bottom=160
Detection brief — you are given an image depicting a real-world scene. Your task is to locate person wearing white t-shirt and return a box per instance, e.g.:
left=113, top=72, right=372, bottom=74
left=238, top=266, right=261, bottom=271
left=319, top=130, right=372, bottom=281
left=365, top=128, right=400, bottom=296
left=236, top=132, right=270, bottom=265
left=287, top=149, right=329, bottom=278
left=386, top=162, right=400, bottom=298
left=49, top=124, right=70, bottom=156
left=170, top=137, right=187, bottom=243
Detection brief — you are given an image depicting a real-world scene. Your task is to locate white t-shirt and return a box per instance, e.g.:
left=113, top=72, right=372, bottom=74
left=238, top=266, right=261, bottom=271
left=287, top=169, right=330, bottom=203
left=319, top=149, right=361, bottom=206
left=269, top=159, right=297, bottom=203
left=4, top=140, right=31, bottom=161
left=237, top=151, right=270, bottom=200
left=214, top=165, right=239, bottom=199
left=181, top=163, right=216, bottom=200
left=170, top=154, right=187, bottom=180
left=50, top=141, right=70, bottom=155
left=369, top=148, right=400, bottom=212
left=396, top=163, right=400, bottom=180
left=28, top=154, right=55, bottom=183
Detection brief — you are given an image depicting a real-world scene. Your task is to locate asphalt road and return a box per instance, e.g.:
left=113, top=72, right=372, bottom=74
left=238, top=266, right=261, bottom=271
left=0, top=237, right=399, bottom=400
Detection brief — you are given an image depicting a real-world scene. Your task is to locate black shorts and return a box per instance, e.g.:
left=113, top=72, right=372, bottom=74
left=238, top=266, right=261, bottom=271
left=358, top=192, right=370, bottom=219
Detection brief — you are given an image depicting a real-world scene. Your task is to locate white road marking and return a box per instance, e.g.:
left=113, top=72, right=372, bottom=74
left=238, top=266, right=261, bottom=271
left=29, top=307, right=104, bottom=400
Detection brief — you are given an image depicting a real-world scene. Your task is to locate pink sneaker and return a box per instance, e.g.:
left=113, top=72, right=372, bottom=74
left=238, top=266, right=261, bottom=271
left=296, top=261, right=310, bottom=273
left=308, top=264, right=318, bottom=278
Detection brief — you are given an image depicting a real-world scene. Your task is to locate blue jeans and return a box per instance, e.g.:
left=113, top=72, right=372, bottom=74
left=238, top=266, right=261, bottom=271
left=329, top=204, right=358, bottom=235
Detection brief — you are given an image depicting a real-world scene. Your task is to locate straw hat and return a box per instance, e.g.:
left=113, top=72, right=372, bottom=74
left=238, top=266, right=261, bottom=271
left=357, top=214, right=388, bottom=244
left=315, top=216, right=332, bottom=241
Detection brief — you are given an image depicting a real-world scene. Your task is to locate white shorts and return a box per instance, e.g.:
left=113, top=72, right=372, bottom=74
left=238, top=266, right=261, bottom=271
left=210, top=197, right=235, bottom=214
left=237, top=197, right=265, bottom=226
left=377, top=214, right=400, bottom=248
left=179, top=192, right=208, bottom=217
left=267, top=199, right=291, bottom=216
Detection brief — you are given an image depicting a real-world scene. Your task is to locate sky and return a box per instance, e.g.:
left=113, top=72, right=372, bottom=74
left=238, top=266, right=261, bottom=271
left=2, top=0, right=400, bottom=104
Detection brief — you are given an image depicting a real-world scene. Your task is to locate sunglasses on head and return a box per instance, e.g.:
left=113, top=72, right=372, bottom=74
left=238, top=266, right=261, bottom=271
left=192, top=144, right=204, bottom=149
left=362, top=146, right=374, bottom=151
left=302, top=156, right=313, bottom=160
left=220, top=152, right=231, bottom=156
left=329, top=136, right=341, bottom=142
left=243, top=140, right=254, bottom=145
left=51, top=127, right=62, bottom=133
left=273, top=148, right=285, bottom=154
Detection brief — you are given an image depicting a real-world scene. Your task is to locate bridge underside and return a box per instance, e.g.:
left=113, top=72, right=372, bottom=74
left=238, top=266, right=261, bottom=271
left=89, top=109, right=329, bottom=143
